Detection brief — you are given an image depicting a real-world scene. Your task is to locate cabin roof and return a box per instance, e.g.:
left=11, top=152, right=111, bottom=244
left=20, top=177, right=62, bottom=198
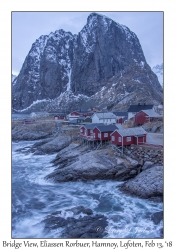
left=112, top=127, right=147, bottom=136
left=113, top=111, right=128, bottom=117
left=72, top=110, right=93, bottom=114
left=54, top=113, right=65, bottom=116
left=93, top=112, right=117, bottom=119
left=127, top=104, right=153, bottom=112
left=140, top=109, right=162, bottom=117
left=95, top=125, right=118, bottom=132
left=83, top=123, right=104, bottom=129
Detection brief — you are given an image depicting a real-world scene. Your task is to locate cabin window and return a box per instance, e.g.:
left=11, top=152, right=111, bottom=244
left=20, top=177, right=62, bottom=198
left=104, top=133, right=108, bottom=137
left=118, top=137, right=121, bottom=142
left=80, top=129, right=83, bottom=132
left=126, top=137, right=131, bottom=142
left=112, top=136, right=115, bottom=141
left=98, top=133, right=101, bottom=138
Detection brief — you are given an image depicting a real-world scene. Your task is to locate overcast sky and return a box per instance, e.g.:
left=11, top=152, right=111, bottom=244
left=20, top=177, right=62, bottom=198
left=12, top=11, right=163, bottom=76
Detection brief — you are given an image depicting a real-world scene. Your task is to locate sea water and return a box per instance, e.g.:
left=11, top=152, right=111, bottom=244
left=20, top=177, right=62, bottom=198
left=12, top=141, right=163, bottom=238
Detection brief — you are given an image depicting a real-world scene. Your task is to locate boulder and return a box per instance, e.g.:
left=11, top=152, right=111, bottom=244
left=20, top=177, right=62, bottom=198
left=119, top=165, right=163, bottom=199
left=150, top=211, right=163, bottom=225
left=42, top=206, right=108, bottom=238
left=142, top=161, right=154, bottom=171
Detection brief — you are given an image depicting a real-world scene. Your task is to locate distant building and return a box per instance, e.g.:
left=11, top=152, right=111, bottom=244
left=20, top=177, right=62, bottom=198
left=54, top=113, right=66, bottom=120
left=24, top=119, right=35, bottom=124
left=79, top=123, right=104, bottom=139
left=68, top=110, right=94, bottom=120
left=69, top=116, right=91, bottom=124
left=134, top=110, right=162, bottom=125
left=113, top=111, right=128, bottom=124
left=92, top=112, right=117, bottom=125
left=127, top=103, right=153, bottom=119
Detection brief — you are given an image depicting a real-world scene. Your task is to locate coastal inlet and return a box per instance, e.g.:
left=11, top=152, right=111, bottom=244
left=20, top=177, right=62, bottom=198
left=12, top=138, right=163, bottom=238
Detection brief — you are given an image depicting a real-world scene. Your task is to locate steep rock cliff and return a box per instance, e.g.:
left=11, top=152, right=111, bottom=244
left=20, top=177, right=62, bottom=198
left=12, top=13, right=163, bottom=112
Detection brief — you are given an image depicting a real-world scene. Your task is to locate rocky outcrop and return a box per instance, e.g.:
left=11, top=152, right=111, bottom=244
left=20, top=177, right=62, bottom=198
left=42, top=206, right=108, bottom=238
left=32, top=136, right=71, bottom=154
left=119, top=165, right=163, bottom=199
left=12, top=120, right=57, bottom=141
left=150, top=211, right=163, bottom=225
left=45, top=145, right=142, bottom=182
left=12, top=13, right=163, bottom=112
left=142, top=120, right=163, bottom=133
left=123, top=145, right=163, bottom=166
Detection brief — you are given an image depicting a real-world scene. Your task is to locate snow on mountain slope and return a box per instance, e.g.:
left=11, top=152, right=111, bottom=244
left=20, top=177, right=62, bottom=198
left=12, top=13, right=163, bottom=112
left=152, top=63, right=163, bottom=87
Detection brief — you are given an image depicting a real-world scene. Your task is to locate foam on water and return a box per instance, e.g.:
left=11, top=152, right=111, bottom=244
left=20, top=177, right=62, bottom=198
left=12, top=141, right=163, bottom=238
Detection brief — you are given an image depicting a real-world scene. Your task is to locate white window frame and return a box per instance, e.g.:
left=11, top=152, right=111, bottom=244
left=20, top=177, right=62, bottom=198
left=126, top=137, right=131, bottom=142
left=98, top=133, right=101, bottom=138
left=112, top=136, right=115, bottom=141
left=118, top=137, right=122, bottom=142
left=80, top=129, right=83, bottom=132
left=104, top=133, right=108, bottom=137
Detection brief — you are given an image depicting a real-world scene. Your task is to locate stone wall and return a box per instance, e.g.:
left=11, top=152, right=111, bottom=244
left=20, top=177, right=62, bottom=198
left=125, top=145, right=163, bottom=166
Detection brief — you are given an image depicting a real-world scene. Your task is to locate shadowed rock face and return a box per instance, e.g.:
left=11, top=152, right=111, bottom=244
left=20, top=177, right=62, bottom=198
left=119, top=165, right=163, bottom=199
left=42, top=206, right=108, bottom=238
left=12, top=13, right=162, bottom=111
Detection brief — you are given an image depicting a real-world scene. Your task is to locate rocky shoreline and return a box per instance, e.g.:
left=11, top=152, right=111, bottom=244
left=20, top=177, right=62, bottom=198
left=12, top=119, right=163, bottom=201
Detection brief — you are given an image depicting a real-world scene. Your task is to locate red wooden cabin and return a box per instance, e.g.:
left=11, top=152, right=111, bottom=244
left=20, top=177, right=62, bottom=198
left=116, top=117, right=124, bottom=124
left=70, top=110, right=93, bottom=117
left=93, top=125, right=118, bottom=141
left=54, top=113, right=65, bottom=120
left=24, top=119, right=35, bottom=124
left=111, top=127, right=147, bottom=146
left=79, top=123, right=104, bottom=139
left=134, top=110, right=162, bottom=125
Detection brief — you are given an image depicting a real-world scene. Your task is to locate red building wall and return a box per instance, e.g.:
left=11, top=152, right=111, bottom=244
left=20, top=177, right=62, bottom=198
left=134, top=111, right=155, bottom=125
left=71, top=111, right=92, bottom=117
left=80, top=126, right=85, bottom=135
left=54, top=115, right=65, bottom=120
left=101, top=132, right=111, bottom=141
left=93, top=127, right=100, bottom=140
left=137, top=134, right=146, bottom=144
left=71, top=111, right=80, bottom=116
left=93, top=128, right=113, bottom=141
left=116, top=117, right=123, bottom=124
left=111, top=131, right=146, bottom=145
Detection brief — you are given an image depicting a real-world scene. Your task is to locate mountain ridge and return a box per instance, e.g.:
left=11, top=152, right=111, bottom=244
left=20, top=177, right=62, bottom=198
left=12, top=13, right=163, bottom=113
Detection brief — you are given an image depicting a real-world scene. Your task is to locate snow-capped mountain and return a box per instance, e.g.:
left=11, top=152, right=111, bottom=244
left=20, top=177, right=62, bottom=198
left=12, top=13, right=163, bottom=112
left=12, top=74, right=16, bottom=82
left=152, top=63, right=163, bottom=87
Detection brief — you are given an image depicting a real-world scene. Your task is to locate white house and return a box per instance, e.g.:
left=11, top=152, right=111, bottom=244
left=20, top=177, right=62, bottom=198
left=92, top=112, right=117, bottom=125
